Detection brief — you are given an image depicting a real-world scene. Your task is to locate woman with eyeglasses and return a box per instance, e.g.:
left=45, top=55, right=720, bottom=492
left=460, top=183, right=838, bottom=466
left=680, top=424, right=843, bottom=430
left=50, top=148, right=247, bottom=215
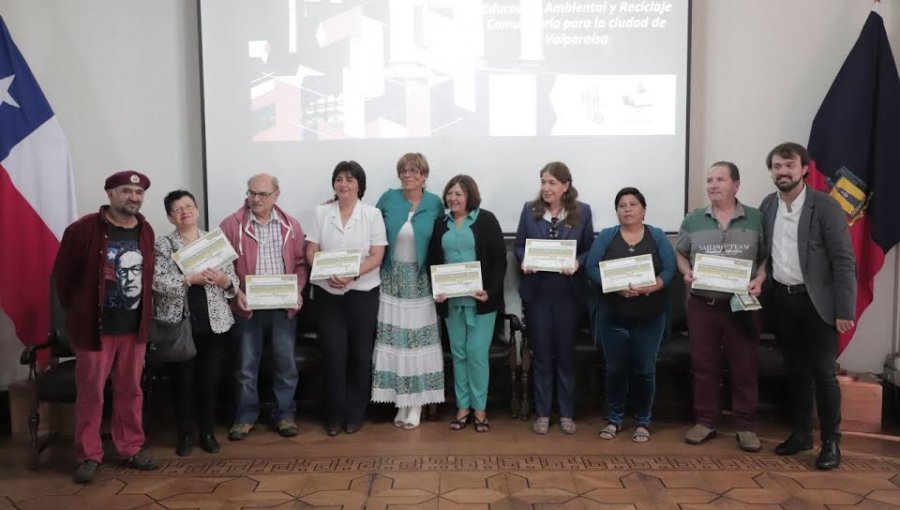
left=152, top=190, right=239, bottom=456
left=371, top=153, right=446, bottom=429
left=584, top=187, right=676, bottom=443
left=306, top=161, right=387, bottom=436
left=514, top=162, right=595, bottom=435
left=428, top=175, right=506, bottom=433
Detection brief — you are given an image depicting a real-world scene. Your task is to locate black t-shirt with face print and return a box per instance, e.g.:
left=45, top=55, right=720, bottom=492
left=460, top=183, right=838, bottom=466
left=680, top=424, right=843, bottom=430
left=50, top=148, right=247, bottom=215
left=102, top=224, right=142, bottom=334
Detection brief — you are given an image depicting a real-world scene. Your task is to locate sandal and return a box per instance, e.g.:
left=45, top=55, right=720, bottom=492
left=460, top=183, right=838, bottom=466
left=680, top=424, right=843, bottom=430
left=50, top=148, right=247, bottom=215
left=532, top=417, right=550, bottom=435
left=598, top=422, right=621, bottom=440
left=474, top=417, right=491, bottom=433
left=632, top=426, right=651, bottom=443
left=450, top=412, right=471, bottom=431
left=402, top=406, right=422, bottom=430
left=559, top=417, right=577, bottom=435
left=393, top=407, right=409, bottom=428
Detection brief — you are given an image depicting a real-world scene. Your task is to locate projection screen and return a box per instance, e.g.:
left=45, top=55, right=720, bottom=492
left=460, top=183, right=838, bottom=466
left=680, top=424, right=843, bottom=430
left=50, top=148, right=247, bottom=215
left=200, top=0, right=690, bottom=232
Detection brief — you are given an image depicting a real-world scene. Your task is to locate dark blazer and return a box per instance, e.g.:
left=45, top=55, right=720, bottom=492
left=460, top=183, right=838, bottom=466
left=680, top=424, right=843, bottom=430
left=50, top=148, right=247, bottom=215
left=760, top=187, right=856, bottom=325
left=513, top=201, right=595, bottom=303
left=429, top=209, right=507, bottom=317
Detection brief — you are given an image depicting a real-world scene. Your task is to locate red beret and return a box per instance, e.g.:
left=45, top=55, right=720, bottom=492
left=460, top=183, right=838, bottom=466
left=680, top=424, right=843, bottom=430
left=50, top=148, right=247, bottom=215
left=104, top=171, right=151, bottom=191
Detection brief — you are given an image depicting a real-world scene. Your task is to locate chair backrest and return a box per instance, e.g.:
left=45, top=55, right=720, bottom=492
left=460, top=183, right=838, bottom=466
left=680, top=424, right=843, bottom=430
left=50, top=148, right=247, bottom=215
left=668, top=272, right=688, bottom=337
left=49, top=277, right=73, bottom=358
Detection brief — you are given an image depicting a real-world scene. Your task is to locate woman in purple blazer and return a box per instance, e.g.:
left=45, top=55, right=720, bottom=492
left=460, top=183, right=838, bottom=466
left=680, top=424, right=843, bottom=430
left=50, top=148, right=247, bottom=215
left=514, top=162, right=595, bottom=435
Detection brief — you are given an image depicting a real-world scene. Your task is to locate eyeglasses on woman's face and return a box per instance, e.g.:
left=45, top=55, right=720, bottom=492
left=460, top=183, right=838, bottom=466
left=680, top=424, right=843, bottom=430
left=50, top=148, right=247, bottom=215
left=399, top=167, right=422, bottom=176
left=170, top=203, right=196, bottom=215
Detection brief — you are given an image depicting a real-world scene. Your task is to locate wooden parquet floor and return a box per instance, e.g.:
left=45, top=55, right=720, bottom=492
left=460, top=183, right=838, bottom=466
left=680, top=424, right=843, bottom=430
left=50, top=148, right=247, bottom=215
left=1, top=416, right=899, bottom=509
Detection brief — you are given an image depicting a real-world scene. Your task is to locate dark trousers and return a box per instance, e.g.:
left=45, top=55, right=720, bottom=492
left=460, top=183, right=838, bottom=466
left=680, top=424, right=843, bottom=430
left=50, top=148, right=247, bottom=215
left=687, top=294, right=760, bottom=431
left=526, top=290, right=578, bottom=418
left=771, top=283, right=842, bottom=441
left=600, top=313, right=665, bottom=428
left=169, top=331, right=227, bottom=435
left=317, top=286, right=380, bottom=428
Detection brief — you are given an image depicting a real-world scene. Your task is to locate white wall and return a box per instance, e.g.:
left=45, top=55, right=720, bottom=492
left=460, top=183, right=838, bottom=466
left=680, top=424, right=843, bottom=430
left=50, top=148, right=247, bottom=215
left=0, top=0, right=897, bottom=381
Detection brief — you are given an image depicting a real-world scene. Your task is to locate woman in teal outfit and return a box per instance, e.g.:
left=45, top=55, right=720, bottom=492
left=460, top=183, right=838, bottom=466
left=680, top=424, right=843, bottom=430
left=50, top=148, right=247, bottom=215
left=371, top=153, right=446, bottom=429
left=428, top=175, right=506, bottom=432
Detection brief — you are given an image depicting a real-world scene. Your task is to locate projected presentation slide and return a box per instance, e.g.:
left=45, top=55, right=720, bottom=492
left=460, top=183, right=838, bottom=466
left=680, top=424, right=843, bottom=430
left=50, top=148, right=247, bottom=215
left=202, top=0, right=690, bottom=232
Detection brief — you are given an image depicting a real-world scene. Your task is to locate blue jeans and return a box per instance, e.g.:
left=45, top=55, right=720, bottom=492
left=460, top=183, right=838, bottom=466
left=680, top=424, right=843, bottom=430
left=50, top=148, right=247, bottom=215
left=600, top=313, right=665, bottom=428
left=234, top=310, right=298, bottom=423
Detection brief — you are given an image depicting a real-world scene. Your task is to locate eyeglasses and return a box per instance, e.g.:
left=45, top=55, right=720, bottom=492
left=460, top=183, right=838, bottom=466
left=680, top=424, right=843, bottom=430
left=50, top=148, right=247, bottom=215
left=246, top=189, right=275, bottom=199
left=548, top=217, right=560, bottom=239
left=170, top=204, right=196, bottom=214
left=399, top=168, right=422, bottom=176
left=116, top=265, right=141, bottom=278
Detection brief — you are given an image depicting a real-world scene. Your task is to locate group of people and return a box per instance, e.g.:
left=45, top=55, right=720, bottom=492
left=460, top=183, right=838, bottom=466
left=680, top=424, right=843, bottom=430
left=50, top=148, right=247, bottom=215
left=53, top=142, right=855, bottom=485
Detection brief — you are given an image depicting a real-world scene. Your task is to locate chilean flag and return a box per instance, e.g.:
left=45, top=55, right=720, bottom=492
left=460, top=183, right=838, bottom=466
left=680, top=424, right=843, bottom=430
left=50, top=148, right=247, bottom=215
left=807, top=10, right=900, bottom=355
left=0, top=16, right=77, bottom=352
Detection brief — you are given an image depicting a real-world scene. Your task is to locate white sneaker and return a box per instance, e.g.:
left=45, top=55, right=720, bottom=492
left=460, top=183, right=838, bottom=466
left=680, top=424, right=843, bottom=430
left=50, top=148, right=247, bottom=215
left=393, top=407, right=409, bottom=427
left=403, top=406, right=422, bottom=430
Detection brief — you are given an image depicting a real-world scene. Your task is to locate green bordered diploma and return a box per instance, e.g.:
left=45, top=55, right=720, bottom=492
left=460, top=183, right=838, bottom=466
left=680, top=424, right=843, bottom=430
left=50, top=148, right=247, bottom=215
left=598, top=254, right=656, bottom=293
left=171, top=228, right=239, bottom=276
left=691, top=253, right=753, bottom=294
left=245, top=274, right=299, bottom=310
left=522, top=239, right=577, bottom=273
left=310, top=248, right=362, bottom=280
left=430, top=262, right=484, bottom=299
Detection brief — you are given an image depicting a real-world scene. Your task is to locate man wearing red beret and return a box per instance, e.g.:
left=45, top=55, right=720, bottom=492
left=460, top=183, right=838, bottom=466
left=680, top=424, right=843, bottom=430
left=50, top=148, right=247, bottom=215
left=53, top=170, right=159, bottom=483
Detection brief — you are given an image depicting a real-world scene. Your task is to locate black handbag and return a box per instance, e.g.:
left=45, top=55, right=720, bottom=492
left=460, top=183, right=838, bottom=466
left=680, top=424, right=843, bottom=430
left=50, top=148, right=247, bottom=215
left=149, top=298, right=196, bottom=363
left=148, top=237, right=197, bottom=363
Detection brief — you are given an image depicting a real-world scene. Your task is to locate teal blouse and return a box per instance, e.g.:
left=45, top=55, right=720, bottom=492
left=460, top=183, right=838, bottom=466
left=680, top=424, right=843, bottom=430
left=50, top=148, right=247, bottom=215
left=442, top=209, right=480, bottom=314
left=376, top=188, right=444, bottom=272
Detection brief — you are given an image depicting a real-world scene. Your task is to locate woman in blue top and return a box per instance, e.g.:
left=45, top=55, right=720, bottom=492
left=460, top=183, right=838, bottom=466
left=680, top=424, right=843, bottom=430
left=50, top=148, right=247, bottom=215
left=428, top=175, right=506, bottom=433
left=371, top=153, right=445, bottom=429
left=514, top=162, right=595, bottom=435
left=585, top=187, right=676, bottom=443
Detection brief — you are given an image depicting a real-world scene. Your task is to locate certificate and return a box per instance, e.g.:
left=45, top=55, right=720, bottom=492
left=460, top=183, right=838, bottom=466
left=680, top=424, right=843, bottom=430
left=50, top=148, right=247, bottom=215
left=310, top=249, right=362, bottom=280
left=245, top=274, right=298, bottom=310
left=430, top=262, right=483, bottom=299
left=598, top=254, right=656, bottom=293
left=692, top=253, right=753, bottom=294
left=522, top=239, right=577, bottom=273
left=172, top=228, right=239, bottom=276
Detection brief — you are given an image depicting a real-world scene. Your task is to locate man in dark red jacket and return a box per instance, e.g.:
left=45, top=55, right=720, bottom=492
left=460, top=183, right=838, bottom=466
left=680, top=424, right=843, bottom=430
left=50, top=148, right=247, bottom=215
left=53, top=171, right=159, bottom=484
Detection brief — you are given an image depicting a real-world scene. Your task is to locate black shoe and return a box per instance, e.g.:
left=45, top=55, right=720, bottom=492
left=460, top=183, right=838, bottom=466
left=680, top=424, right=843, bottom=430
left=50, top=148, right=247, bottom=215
left=774, top=434, right=814, bottom=456
left=120, top=449, right=159, bottom=471
left=175, top=433, right=194, bottom=457
left=326, top=425, right=341, bottom=437
left=199, top=433, right=220, bottom=454
left=816, top=439, right=841, bottom=470
left=345, top=423, right=361, bottom=434
left=72, top=460, right=100, bottom=484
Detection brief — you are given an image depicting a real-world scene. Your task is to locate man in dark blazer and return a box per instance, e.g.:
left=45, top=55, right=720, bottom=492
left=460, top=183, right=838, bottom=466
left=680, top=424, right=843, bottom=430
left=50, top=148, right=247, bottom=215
left=760, top=142, right=856, bottom=470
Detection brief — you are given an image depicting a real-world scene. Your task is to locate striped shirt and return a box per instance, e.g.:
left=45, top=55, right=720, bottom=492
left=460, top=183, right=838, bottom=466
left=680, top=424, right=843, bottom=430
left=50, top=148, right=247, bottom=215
left=252, top=212, right=286, bottom=275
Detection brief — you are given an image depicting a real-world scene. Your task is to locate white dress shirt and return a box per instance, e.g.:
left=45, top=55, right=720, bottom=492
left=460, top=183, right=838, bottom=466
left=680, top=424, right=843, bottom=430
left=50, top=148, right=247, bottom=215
left=772, top=185, right=807, bottom=285
left=306, top=200, right=387, bottom=295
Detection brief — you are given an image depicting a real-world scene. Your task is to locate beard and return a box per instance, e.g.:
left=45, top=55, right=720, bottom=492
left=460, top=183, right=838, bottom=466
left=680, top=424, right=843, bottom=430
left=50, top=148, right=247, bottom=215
left=113, top=202, right=141, bottom=216
left=775, top=178, right=802, bottom=193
